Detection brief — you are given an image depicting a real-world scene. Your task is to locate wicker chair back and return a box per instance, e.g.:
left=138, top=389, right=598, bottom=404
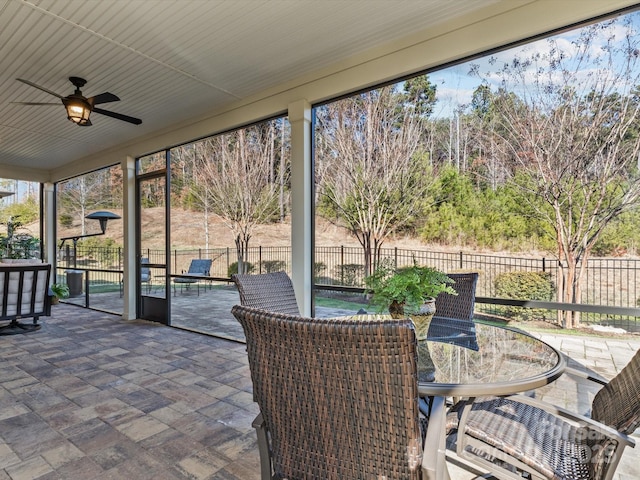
left=434, top=272, right=479, bottom=322
left=231, top=305, right=424, bottom=479
left=589, top=349, right=640, bottom=478
left=232, top=271, right=299, bottom=315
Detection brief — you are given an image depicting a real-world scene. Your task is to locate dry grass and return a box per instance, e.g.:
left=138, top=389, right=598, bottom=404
left=49, top=207, right=440, bottom=251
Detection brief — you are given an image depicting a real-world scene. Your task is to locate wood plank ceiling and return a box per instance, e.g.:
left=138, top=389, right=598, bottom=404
left=3, top=0, right=633, bottom=178
left=0, top=0, right=506, bottom=175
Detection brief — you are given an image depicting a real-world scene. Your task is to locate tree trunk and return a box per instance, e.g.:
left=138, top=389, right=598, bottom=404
left=556, top=260, right=565, bottom=327
left=280, top=122, right=286, bottom=221
left=203, top=201, right=210, bottom=251
left=235, top=233, right=251, bottom=274
left=359, top=231, right=373, bottom=278
left=560, top=253, right=579, bottom=329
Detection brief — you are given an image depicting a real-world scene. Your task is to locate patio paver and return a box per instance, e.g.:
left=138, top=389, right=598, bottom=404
left=0, top=303, right=638, bottom=479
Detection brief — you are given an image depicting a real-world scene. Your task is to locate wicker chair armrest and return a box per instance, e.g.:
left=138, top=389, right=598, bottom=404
left=459, top=394, right=635, bottom=449
left=563, top=364, right=609, bottom=386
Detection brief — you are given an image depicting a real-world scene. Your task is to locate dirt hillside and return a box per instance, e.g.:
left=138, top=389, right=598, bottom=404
left=28, top=206, right=539, bottom=256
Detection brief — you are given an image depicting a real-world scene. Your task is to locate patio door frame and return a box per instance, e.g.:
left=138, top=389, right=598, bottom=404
left=136, top=154, right=171, bottom=324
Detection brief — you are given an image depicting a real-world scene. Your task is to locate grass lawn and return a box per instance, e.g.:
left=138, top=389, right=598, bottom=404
left=315, top=295, right=369, bottom=311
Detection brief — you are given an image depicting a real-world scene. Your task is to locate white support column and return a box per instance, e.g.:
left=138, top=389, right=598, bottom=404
left=288, top=99, right=313, bottom=316
left=43, top=182, right=56, bottom=275
left=122, top=156, right=137, bottom=320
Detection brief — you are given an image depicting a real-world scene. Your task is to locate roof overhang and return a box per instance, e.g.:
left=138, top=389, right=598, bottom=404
left=1, top=0, right=638, bottom=183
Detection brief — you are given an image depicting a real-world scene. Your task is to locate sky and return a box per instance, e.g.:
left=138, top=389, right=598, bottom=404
left=427, top=10, right=640, bottom=118
left=0, top=179, right=37, bottom=203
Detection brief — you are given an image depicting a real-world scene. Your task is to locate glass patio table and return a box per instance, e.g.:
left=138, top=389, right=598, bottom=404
left=418, top=317, right=566, bottom=480
left=342, top=314, right=566, bottom=479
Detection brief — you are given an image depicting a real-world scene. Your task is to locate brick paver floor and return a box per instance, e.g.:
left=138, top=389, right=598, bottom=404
left=0, top=304, right=638, bottom=479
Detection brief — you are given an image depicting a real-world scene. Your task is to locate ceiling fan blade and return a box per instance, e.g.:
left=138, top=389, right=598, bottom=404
left=93, top=107, right=142, bottom=125
left=16, top=78, right=64, bottom=99
left=11, top=102, right=60, bottom=106
left=89, top=92, right=120, bottom=105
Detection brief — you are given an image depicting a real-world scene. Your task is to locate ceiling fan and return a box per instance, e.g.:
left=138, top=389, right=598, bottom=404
left=14, top=77, right=142, bottom=126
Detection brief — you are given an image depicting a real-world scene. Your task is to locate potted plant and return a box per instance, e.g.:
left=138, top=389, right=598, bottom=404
left=364, top=259, right=457, bottom=338
left=49, top=283, right=70, bottom=305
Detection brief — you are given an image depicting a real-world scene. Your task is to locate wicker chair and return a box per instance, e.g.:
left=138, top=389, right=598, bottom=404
left=454, top=349, right=640, bottom=480
left=232, top=271, right=300, bottom=315
left=433, top=272, right=479, bottom=323
left=428, top=272, right=480, bottom=350
left=231, top=304, right=428, bottom=479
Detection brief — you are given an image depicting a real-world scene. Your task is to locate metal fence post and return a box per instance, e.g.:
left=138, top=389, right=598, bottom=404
left=341, top=246, right=345, bottom=285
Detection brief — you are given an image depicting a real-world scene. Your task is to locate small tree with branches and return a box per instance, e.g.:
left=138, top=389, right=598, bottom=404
left=193, top=122, right=288, bottom=274
left=472, top=17, right=640, bottom=327
left=316, top=81, right=437, bottom=277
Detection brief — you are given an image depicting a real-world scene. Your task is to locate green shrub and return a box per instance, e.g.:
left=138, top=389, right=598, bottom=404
left=314, top=262, right=327, bottom=281
left=76, top=237, right=120, bottom=267
left=333, top=263, right=364, bottom=287
left=0, top=197, right=39, bottom=225
left=494, top=271, right=554, bottom=321
left=59, top=213, right=74, bottom=228
left=228, top=261, right=255, bottom=276
left=260, top=260, right=286, bottom=273
left=0, top=233, right=40, bottom=259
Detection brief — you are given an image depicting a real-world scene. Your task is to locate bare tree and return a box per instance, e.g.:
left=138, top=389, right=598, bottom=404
left=474, top=18, right=640, bottom=327
left=195, top=122, right=288, bottom=273
left=171, top=143, right=214, bottom=250
left=464, top=85, right=513, bottom=190
left=57, top=170, right=114, bottom=235
left=316, top=84, right=435, bottom=276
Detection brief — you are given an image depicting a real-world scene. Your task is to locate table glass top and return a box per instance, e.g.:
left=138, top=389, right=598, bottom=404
left=418, top=319, right=563, bottom=392
left=339, top=314, right=564, bottom=395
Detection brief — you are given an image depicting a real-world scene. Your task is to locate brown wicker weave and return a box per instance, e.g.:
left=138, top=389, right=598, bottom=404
left=231, top=304, right=427, bottom=479
left=433, top=272, right=479, bottom=322
left=232, top=271, right=300, bottom=315
left=455, top=349, right=640, bottom=480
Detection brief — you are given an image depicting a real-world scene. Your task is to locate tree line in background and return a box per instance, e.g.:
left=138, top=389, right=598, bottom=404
left=315, top=16, right=640, bottom=328
left=57, top=167, right=123, bottom=235
left=12, top=13, right=640, bottom=329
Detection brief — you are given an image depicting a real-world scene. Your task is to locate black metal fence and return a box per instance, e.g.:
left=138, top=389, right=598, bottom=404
left=0, top=243, right=40, bottom=260
left=59, top=244, right=640, bottom=330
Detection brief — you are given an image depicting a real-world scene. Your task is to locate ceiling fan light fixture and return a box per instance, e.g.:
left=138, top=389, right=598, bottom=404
left=63, top=96, right=91, bottom=126
left=17, top=77, right=141, bottom=126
